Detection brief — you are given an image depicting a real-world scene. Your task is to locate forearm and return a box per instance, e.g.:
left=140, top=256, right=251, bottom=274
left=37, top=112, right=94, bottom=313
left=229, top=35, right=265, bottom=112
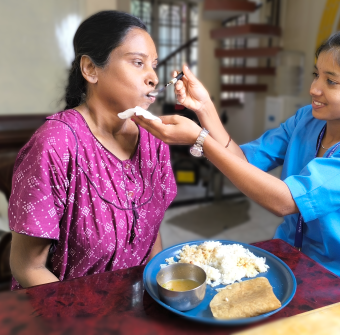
left=148, top=232, right=162, bottom=262
left=204, top=136, right=298, bottom=216
left=10, top=232, right=60, bottom=288
left=196, top=100, right=229, bottom=145
left=196, top=101, right=247, bottom=161
left=12, top=265, right=59, bottom=288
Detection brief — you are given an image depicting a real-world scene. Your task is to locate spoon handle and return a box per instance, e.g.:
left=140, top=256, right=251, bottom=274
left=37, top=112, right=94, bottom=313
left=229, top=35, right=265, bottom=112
left=148, top=71, right=185, bottom=97
left=168, top=71, right=184, bottom=85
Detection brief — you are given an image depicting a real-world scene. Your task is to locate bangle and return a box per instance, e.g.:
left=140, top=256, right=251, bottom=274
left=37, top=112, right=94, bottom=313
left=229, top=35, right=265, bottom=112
left=225, top=134, right=232, bottom=148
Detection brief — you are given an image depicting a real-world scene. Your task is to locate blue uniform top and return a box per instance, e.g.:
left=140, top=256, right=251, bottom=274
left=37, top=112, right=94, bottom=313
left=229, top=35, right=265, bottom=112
left=240, top=104, right=340, bottom=276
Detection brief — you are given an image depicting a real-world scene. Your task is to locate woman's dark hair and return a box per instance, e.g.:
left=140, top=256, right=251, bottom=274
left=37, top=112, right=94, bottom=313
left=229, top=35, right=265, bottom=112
left=316, top=31, right=340, bottom=64
left=64, top=11, right=147, bottom=109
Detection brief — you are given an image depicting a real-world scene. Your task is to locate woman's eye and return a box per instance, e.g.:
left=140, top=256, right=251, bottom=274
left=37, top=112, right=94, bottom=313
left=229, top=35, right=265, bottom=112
left=134, top=60, right=143, bottom=67
left=312, top=72, right=318, bottom=78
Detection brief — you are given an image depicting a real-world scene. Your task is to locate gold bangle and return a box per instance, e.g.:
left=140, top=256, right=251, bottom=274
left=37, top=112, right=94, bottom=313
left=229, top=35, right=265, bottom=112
left=225, top=135, right=232, bottom=148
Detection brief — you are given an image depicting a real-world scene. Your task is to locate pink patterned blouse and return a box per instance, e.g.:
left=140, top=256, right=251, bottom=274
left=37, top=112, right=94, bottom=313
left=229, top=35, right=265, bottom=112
left=8, top=109, right=177, bottom=289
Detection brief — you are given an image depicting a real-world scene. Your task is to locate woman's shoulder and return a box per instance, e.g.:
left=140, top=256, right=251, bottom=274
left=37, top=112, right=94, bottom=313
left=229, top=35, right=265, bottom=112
left=14, top=110, right=79, bottom=170
left=30, top=109, right=86, bottom=148
left=31, top=111, right=79, bottom=148
left=45, top=109, right=84, bottom=133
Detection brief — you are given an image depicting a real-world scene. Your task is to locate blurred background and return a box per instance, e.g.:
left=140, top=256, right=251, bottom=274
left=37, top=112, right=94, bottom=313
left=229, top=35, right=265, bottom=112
left=0, top=0, right=339, bottom=290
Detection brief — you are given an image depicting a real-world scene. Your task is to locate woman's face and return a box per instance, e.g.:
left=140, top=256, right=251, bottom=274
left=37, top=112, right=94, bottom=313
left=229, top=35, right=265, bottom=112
left=94, top=28, right=159, bottom=112
left=310, top=51, right=340, bottom=121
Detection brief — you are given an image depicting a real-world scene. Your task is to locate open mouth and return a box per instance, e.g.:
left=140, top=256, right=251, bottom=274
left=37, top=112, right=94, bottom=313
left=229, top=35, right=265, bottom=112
left=312, top=100, right=326, bottom=108
left=146, top=93, right=156, bottom=102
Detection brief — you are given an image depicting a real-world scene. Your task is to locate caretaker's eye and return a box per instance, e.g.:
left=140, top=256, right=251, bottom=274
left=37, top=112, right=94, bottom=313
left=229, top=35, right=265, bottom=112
left=327, top=78, right=337, bottom=85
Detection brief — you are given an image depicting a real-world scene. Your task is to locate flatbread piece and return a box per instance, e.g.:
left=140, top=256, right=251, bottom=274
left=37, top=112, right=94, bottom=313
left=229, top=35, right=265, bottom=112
left=210, top=277, right=281, bottom=319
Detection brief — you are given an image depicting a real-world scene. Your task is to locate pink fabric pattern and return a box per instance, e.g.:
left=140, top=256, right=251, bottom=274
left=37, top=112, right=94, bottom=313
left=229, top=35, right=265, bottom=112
left=9, top=109, right=177, bottom=289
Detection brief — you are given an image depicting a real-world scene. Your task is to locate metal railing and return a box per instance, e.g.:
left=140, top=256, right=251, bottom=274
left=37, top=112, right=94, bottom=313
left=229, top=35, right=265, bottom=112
left=221, top=0, right=281, bottom=102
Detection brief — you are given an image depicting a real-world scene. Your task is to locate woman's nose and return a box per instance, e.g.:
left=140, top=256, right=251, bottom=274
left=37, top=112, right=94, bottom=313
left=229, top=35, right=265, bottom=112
left=145, top=69, right=159, bottom=88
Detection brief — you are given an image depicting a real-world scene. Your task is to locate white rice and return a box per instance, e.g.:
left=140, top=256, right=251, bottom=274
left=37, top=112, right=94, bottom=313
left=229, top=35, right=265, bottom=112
left=163, top=241, right=269, bottom=287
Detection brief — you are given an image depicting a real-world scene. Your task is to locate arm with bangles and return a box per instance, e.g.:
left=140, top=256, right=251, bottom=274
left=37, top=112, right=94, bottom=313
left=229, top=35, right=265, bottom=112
left=10, top=232, right=60, bottom=288
left=147, top=232, right=163, bottom=262
left=202, top=135, right=298, bottom=217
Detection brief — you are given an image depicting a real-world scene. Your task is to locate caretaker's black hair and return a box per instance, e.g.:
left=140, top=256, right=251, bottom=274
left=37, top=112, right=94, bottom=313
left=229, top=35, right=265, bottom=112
left=316, top=31, right=340, bottom=64
left=64, top=10, right=147, bottom=109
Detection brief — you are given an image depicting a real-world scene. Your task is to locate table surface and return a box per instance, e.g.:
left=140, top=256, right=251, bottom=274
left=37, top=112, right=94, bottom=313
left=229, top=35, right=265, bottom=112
left=1, top=239, right=340, bottom=335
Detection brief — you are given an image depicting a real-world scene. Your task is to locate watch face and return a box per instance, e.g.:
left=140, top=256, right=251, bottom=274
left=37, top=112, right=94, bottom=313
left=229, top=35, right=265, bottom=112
left=190, top=145, right=203, bottom=157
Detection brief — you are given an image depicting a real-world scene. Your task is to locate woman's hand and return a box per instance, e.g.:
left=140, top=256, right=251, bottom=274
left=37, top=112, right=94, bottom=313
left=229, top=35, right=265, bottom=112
left=173, top=65, right=212, bottom=114
left=132, top=114, right=202, bottom=145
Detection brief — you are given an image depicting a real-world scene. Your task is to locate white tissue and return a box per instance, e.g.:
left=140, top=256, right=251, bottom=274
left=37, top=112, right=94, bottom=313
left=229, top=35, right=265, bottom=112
left=118, top=106, right=162, bottom=122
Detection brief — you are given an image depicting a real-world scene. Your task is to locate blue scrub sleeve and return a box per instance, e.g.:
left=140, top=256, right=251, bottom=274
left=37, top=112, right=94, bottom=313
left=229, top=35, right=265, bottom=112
left=284, top=155, right=340, bottom=222
left=240, top=108, right=306, bottom=172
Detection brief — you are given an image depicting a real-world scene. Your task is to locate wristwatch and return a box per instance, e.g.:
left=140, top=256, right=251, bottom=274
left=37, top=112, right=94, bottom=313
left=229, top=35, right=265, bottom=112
left=190, top=128, right=209, bottom=157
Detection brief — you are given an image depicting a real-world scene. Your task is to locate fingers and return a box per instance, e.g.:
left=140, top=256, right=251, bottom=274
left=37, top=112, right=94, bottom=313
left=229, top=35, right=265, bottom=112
left=134, top=114, right=201, bottom=145
left=159, top=115, right=181, bottom=125
left=132, top=116, right=164, bottom=139
left=132, top=115, right=163, bottom=129
left=182, top=65, right=198, bottom=83
left=175, top=80, right=184, bottom=90
left=174, top=80, right=186, bottom=104
left=172, top=70, right=178, bottom=78
left=176, top=86, right=186, bottom=96
left=133, top=115, right=177, bottom=144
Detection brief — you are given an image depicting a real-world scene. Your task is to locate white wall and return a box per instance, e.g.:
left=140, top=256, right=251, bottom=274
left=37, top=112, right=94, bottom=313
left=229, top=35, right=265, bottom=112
left=280, top=0, right=327, bottom=100
left=197, top=2, right=221, bottom=110
left=0, top=0, right=121, bottom=116
left=0, top=0, right=126, bottom=230
left=223, top=0, right=328, bottom=143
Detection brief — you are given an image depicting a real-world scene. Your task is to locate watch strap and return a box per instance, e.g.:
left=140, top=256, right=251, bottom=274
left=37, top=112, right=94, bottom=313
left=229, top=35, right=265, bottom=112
left=190, top=128, right=209, bottom=157
left=196, top=128, right=209, bottom=147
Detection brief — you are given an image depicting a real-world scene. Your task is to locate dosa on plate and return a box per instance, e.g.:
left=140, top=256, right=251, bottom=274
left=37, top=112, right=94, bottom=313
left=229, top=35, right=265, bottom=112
left=210, top=277, right=281, bottom=319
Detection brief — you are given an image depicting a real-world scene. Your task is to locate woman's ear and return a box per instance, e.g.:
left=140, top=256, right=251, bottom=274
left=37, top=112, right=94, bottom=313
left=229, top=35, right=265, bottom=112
left=80, top=55, right=98, bottom=84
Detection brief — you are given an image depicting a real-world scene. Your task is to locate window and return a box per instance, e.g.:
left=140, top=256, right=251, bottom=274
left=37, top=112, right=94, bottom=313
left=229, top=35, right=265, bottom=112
left=132, top=0, right=198, bottom=102
left=131, top=0, right=152, bottom=33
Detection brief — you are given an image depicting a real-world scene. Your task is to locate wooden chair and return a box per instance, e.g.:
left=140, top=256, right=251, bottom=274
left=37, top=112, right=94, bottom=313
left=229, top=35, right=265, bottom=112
left=0, top=230, right=11, bottom=291
left=0, top=114, right=48, bottom=291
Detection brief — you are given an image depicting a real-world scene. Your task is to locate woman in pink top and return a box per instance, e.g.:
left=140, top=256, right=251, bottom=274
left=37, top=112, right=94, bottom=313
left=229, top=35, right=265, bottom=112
left=9, top=11, right=177, bottom=289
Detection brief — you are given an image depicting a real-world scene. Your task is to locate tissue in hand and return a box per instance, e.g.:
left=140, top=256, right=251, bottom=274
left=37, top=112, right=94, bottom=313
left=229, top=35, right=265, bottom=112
left=118, top=106, right=162, bottom=122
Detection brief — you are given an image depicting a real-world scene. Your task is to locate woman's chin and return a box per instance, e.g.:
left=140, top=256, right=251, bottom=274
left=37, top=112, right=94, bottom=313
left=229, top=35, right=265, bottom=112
left=121, top=98, right=152, bottom=111
left=312, top=108, right=326, bottom=120
left=312, top=108, right=337, bottom=122
left=138, top=102, right=152, bottom=110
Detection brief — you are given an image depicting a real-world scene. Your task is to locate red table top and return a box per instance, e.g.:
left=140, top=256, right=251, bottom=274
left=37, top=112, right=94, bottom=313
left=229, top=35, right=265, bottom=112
left=1, top=239, right=340, bottom=335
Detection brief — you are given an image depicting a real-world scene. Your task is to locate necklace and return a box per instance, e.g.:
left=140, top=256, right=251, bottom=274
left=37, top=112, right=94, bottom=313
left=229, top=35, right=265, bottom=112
left=321, top=142, right=331, bottom=150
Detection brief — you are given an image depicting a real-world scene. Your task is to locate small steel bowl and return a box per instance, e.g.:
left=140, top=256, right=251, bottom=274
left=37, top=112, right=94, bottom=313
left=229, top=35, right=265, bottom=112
left=156, top=263, right=206, bottom=311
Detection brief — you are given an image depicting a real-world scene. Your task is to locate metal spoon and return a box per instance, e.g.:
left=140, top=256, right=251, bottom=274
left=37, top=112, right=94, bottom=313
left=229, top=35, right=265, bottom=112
left=148, top=71, right=184, bottom=97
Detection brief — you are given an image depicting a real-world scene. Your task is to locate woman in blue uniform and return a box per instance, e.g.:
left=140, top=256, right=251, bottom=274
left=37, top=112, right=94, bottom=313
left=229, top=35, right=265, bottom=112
left=133, top=32, right=340, bottom=276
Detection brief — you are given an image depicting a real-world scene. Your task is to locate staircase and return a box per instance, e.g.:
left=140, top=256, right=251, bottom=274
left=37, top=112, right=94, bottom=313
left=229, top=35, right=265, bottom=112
left=204, top=0, right=281, bottom=108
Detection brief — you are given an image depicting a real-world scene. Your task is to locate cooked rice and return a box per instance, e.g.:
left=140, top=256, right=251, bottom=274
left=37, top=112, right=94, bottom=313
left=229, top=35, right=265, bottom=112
left=163, top=241, right=269, bottom=287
